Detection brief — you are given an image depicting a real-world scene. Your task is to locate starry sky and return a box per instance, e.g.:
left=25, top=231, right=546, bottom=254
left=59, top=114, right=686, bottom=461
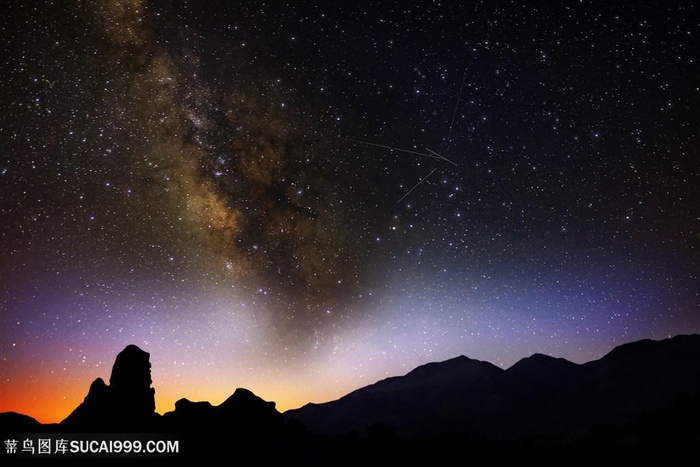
left=1, top=0, right=698, bottom=424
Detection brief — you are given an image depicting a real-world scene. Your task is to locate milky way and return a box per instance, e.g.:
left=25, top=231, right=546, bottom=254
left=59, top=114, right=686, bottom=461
left=1, top=0, right=698, bottom=422
left=82, top=0, right=372, bottom=321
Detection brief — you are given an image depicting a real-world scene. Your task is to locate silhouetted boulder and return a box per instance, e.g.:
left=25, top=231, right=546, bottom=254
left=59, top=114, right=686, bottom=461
left=60, top=344, right=159, bottom=431
left=219, top=388, right=284, bottom=432
left=162, top=388, right=284, bottom=436
left=109, top=344, right=156, bottom=415
left=169, top=398, right=215, bottom=422
left=159, top=388, right=287, bottom=460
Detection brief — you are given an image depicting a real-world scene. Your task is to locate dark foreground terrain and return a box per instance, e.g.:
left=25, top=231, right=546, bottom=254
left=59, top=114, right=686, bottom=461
left=2, top=336, right=700, bottom=462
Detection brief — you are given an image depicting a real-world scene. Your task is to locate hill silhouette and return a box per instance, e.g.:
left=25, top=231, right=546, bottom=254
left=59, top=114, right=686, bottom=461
left=2, top=335, right=700, bottom=461
left=284, top=334, right=700, bottom=457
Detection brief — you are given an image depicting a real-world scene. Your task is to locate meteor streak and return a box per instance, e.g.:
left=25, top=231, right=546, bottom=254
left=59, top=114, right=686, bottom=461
left=447, top=70, right=467, bottom=142
left=343, top=138, right=457, bottom=167
left=342, top=137, right=458, bottom=202
left=342, top=138, right=448, bottom=162
left=397, top=168, right=438, bottom=204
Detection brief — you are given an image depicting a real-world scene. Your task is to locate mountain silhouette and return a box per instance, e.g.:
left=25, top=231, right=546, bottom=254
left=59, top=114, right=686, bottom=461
left=2, top=335, right=699, bottom=461
left=284, top=334, right=700, bottom=456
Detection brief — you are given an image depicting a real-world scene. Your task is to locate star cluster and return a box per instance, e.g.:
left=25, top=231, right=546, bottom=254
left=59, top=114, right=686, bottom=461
left=1, top=0, right=698, bottom=423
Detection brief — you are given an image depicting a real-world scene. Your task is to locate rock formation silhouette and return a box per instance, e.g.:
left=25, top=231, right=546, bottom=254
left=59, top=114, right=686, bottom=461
left=50, top=344, right=296, bottom=459
left=60, top=344, right=158, bottom=432
left=161, top=388, right=288, bottom=459
left=2, top=336, right=700, bottom=462
left=163, top=387, right=283, bottom=435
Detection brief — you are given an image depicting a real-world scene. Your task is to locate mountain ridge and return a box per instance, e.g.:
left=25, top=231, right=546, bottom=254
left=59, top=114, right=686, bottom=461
left=284, top=334, right=700, bottom=441
left=2, top=334, right=699, bottom=460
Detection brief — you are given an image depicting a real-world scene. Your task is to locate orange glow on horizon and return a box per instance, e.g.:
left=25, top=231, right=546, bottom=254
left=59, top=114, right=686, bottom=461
left=1, top=376, right=88, bottom=425
left=2, top=373, right=342, bottom=425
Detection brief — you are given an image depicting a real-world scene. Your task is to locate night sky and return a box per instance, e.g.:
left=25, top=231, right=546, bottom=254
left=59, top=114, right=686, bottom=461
left=1, top=0, right=698, bottom=424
